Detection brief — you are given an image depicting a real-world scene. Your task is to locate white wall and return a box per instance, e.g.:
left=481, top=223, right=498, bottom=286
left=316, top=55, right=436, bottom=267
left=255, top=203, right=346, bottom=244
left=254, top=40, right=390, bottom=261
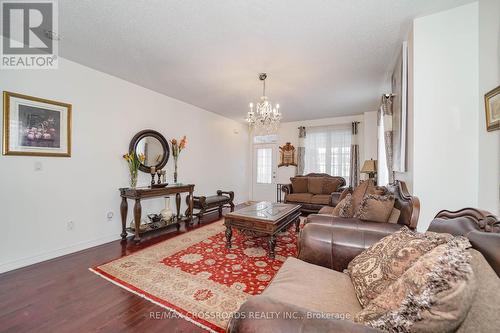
left=478, top=0, right=500, bottom=215
left=0, top=58, right=250, bottom=273
left=272, top=113, right=377, bottom=185
left=413, top=2, right=479, bottom=230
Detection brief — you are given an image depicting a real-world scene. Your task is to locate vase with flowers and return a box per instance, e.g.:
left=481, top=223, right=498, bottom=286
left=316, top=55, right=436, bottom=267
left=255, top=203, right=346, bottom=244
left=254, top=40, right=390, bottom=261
left=123, top=152, right=145, bottom=188
left=170, top=135, right=187, bottom=183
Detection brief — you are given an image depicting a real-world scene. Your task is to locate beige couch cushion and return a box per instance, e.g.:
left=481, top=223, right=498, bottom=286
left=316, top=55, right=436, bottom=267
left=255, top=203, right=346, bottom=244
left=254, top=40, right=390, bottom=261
left=263, top=257, right=362, bottom=317
left=290, top=177, right=308, bottom=193
left=286, top=193, right=313, bottom=203
left=457, top=249, right=500, bottom=333
left=308, top=177, right=325, bottom=194
left=310, top=194, right=331, bottom=205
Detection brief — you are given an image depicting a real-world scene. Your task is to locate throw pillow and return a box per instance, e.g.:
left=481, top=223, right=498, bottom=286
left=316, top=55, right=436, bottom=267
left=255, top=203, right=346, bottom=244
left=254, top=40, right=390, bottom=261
left=387, top=208, right=401, bottom=224
left=354, top=194, right=395, bottom=223
left=322, top=178, right=342, bottom=194
left=308, top=177, right=325, bottom=195
left=332, top=193, right=354, bottom=217
left=347, top=227, right=452, bottom=307
left=354, top=237, right=475, bottom=333
left=290, top=177, right=308, bottom=193
left=351, top=179, right=375, bottom=212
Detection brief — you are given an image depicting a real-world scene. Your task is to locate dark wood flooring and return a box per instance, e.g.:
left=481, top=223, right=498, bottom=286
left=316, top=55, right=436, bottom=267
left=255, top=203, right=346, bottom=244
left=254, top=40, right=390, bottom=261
left=0, top=210, right=232, bottom=333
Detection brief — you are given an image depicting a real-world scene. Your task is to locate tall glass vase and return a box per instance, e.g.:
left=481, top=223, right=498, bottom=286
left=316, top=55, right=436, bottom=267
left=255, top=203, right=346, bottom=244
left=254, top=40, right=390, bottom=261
left=130, top=169, right=138, bottom=188
left=173, top=157, right=178, bottom=183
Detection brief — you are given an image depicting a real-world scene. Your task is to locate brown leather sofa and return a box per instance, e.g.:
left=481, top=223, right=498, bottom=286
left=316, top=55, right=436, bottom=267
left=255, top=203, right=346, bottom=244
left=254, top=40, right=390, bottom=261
left=227, top=208, right=500, bottom=333
left=300, top=181, right=419, bottom=270
left=281, top=173, right=346, bottom=213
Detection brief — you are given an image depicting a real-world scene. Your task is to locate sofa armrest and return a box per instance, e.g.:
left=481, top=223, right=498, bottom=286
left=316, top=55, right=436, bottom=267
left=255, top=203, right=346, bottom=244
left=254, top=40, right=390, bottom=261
left=298, top=215, right=403, bottom=271
left=281, top=184, right=292, bottom=195
left=228, top=295, right=380, bottom=333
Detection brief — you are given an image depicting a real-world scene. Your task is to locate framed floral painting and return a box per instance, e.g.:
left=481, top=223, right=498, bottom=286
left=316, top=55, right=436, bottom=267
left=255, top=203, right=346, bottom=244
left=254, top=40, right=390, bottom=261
left=3, top=91, right=72, bottom=157
left=485, top=86, right=500, bottom=132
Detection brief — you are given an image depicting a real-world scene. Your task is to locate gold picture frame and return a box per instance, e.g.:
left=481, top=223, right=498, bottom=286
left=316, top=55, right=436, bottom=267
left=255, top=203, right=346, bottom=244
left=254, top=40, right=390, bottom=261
left=3, top=91, right=72, bottom=157
left=484, top=85, right=500, bottom=132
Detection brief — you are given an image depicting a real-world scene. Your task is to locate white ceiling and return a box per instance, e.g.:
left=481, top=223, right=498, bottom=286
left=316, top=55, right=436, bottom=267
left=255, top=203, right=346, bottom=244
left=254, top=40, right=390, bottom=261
left=58, top=0, right=472, bottom=122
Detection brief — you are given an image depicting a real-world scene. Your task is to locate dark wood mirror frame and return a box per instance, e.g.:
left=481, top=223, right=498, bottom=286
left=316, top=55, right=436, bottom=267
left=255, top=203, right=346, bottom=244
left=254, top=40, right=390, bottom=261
left=129, top=129, right=170, bottom=173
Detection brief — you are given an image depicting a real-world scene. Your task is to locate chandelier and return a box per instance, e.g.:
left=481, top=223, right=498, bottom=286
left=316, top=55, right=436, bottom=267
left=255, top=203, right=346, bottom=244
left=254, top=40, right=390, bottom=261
left=245, top=73, right=282, bottom=135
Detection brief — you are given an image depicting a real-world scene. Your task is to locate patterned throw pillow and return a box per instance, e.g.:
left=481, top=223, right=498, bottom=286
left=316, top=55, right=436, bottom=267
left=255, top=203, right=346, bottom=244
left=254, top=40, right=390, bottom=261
left=355, top=237, right=475, bottom=333
left=354, top=194, right=395, bottom=223
left=347, top=227, right=451, bottom=307
left=332, top=193, right=354, bottom=217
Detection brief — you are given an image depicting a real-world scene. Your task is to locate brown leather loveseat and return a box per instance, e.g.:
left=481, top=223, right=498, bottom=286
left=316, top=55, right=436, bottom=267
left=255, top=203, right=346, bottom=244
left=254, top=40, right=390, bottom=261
left=282, top=173, right=346, bottom=213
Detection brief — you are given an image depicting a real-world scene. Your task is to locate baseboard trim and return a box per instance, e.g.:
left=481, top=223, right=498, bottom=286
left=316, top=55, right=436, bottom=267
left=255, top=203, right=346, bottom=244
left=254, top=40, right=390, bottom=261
left=0, top=234, right=120, bottom=274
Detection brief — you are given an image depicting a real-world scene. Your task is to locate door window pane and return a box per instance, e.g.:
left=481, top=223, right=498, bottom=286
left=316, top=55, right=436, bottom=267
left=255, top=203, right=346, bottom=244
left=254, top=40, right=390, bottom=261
left=256, top=148, right=272, bottom=184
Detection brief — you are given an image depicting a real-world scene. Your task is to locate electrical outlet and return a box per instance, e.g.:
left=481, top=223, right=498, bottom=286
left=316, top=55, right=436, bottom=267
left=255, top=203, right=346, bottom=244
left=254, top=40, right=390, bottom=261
left=106, top=211, right=114, bottom=221
left=67, top=221, right=74, bottom=230
left=34, top=161, right=42, bottom=171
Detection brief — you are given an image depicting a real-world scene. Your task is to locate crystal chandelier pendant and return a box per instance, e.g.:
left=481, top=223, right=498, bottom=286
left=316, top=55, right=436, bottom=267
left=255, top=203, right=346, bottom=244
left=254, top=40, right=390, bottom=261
left=245, top=73, right=282, bottom=135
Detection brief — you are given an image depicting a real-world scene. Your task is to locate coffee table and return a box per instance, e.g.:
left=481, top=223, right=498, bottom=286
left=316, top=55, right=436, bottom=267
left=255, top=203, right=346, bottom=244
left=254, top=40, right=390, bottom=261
left=224, top=201, right=301, bottom=259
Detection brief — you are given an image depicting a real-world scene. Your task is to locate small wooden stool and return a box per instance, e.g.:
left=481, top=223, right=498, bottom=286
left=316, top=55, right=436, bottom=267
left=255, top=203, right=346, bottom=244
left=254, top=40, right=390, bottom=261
left=187, top=190, right=235, bottom=222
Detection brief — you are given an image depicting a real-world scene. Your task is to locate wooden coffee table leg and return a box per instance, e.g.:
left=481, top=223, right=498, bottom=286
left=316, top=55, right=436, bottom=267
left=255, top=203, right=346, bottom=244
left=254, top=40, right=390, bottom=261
left=295, top=217, right=301, bottom=232
left=268, top=235, right=276, bottom=259
left=225, top=225, right=232, bottom=249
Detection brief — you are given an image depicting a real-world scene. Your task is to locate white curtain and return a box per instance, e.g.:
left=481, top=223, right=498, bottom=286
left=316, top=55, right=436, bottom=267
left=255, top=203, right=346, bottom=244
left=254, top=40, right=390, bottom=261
left=304, top=124, right=352, bottom=184
left=377, top=109, right=389, bottom=185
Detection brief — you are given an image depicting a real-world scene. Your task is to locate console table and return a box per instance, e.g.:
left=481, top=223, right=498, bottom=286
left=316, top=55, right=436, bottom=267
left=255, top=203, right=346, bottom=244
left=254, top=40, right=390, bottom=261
left=119, top=184, right=195, bottom=243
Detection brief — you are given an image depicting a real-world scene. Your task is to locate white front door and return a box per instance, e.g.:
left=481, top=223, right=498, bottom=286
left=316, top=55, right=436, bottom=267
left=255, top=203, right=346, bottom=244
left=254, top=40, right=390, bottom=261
left=252, top=144, right=277, bottom=202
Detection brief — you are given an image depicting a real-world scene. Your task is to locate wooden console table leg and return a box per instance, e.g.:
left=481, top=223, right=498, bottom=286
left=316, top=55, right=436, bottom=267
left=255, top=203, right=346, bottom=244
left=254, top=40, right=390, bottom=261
left=176, top=193, right=181, bottom=220
left=133, top=199, right=142, bottom=243
left=120, top=197, right=128, bottom=240
left=188, top=189, right=194, bottom=223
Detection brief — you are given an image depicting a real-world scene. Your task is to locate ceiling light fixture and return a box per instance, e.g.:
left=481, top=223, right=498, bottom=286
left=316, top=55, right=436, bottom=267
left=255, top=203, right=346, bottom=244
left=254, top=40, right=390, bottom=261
left=245, top=73, right=282, bottom=135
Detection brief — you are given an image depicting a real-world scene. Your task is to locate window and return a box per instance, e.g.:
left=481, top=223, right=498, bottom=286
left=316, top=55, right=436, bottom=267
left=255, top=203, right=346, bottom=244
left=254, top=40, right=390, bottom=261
left=253, top=134, right=277, bottom=144
left=304, top=125, right=352, bottom=184
left=256, top=148, right=272, bottom=184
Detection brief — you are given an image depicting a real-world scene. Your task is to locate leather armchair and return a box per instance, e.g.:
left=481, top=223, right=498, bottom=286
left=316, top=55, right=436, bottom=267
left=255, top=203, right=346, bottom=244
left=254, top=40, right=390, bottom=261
left=299, top=181, right=419, bottom=271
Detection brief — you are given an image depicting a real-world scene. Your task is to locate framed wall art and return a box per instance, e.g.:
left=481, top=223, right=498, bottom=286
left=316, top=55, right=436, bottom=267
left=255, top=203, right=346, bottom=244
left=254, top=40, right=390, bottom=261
left=3, top=91, right=72, bottom=157
left=278, top=142, right=297, bottom=167
left=484, top=86, right=499, bottom=132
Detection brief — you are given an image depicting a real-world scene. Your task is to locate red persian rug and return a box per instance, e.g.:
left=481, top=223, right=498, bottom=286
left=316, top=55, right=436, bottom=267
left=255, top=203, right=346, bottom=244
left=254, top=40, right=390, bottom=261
left=90, top=219, right=299, bottom=332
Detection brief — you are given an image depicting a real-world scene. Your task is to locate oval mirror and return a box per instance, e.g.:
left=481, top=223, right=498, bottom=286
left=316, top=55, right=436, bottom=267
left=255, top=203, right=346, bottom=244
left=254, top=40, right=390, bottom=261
left=129, top=130, right=169, bottom=173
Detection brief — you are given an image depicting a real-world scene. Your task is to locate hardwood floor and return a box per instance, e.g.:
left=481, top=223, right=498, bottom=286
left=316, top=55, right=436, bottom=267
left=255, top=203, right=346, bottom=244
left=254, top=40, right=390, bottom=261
left=0, top=211, right=232, bottom=333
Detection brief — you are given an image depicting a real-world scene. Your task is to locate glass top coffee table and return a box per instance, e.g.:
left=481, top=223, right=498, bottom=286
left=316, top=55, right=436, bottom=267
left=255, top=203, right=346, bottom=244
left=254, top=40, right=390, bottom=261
left=223, top=201, right=301, bottom=259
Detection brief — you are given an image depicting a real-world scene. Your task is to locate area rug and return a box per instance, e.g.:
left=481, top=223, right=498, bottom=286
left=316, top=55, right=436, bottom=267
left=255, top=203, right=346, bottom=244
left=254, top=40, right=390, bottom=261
left=90, top=219, right=299, bottom=332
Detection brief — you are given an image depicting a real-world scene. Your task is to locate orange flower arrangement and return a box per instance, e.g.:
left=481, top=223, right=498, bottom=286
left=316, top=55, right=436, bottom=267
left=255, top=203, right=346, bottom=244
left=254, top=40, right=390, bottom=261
left=170, top=136, right=187, bottom=183
left=171, top=135, right=187, bottom=158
